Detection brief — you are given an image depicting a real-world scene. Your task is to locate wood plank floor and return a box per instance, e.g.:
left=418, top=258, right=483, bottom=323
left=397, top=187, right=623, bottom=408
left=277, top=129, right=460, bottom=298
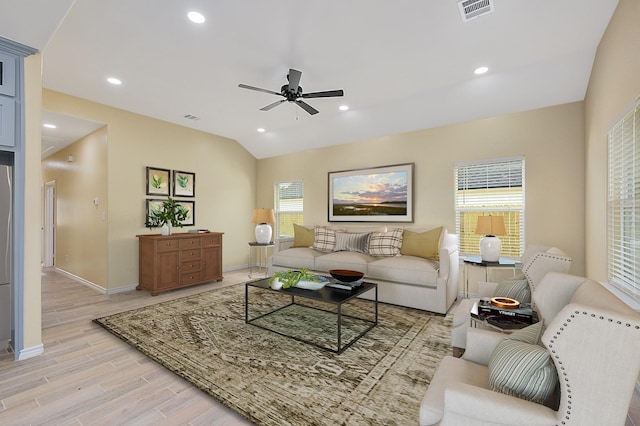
left=0, top=268, right=638, bottom=425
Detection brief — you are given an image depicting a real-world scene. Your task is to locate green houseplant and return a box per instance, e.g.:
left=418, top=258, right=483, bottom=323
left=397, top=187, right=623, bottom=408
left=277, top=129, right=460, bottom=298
left=147, top=197, right=188, bottom=235
left=269, top=268, right=323, bottom=289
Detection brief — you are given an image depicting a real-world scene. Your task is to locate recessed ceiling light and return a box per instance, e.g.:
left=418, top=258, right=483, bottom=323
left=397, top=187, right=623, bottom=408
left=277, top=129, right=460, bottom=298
left=188, top=11, right=205, bottom=23
left=339, top=105, right=349, bottom=111
left=107, top=77, right=122, bottom=85
left=257, top=128, right=266, bottom=133
left=474, top=66, right=489, bottom=75
left=43, top=123, right=57, bottom=129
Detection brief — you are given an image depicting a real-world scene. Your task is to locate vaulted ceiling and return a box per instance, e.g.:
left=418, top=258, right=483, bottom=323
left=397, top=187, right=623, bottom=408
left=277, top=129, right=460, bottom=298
left=1, top=0, right=620, bottom=159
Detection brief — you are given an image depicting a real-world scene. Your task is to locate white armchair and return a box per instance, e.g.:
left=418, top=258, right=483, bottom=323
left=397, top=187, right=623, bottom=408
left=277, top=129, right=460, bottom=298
left=420, top=272, right=640, bottom=426
left=451, top=245, right=572, bottom=349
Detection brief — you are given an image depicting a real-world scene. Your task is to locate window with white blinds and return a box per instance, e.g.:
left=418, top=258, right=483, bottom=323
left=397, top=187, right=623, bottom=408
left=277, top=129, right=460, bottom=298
left=454, top=157, right=525, bottom=257
left=274, top=181, right=304, bottom=238
left=608, top=102, right=640, bottom=303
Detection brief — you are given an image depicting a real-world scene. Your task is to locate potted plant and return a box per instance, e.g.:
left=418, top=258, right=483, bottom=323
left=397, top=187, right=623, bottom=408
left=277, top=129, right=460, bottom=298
left=147, top=197, right=188, bottom=235
left=269, top=268, right=324, bottom=290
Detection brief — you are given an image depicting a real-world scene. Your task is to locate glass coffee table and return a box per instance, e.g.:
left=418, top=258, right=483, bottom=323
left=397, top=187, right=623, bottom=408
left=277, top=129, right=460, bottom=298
left=245, top=277, right=378, bottom=354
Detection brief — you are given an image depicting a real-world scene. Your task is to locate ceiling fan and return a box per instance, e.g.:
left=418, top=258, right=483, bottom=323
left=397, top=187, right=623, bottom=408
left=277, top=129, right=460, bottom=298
left=238, top=68, right=344, bottom=115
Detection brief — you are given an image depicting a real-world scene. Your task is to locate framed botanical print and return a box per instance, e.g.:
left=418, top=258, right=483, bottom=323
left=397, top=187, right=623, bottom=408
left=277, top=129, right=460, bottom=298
left=146, top=167, right=171, bottom=196
left=173, top=170, right=195, bottom=197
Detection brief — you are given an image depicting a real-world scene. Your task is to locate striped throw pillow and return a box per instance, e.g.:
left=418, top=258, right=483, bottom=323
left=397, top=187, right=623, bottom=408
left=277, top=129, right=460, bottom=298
left=488, top=340, right=558, bottom=404
left=494, top=279, right=531, bottom=304
left=366, top=228, right=403, bottom=257
left=334, top=232, right=369, bottom=253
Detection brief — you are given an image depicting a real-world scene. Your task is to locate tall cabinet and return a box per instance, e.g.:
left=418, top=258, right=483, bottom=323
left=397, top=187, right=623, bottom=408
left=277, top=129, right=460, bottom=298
left=137, top=232, right=223, bottom=296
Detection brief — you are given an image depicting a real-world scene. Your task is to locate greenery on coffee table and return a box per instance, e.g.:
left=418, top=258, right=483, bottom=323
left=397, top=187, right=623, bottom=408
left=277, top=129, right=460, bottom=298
left=269, top=268, right=322, bottom=289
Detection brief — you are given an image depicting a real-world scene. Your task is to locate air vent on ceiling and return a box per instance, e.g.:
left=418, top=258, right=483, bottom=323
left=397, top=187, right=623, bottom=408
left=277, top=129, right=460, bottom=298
left=183, top=114, right=200, bottom=121
left=458, top=0, right=494, bottom=22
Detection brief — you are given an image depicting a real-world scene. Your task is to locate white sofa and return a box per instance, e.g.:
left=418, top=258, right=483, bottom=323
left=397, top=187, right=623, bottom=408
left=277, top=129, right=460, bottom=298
left=420, top=272, right=640, bottom=425
left=268, top=226, right=459, bottom=314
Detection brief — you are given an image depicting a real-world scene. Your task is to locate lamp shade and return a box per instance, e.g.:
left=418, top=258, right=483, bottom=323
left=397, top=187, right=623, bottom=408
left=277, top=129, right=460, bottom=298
left=475, top=215, right=506, bottom=236
left=251, top=208, right=275, bottom=224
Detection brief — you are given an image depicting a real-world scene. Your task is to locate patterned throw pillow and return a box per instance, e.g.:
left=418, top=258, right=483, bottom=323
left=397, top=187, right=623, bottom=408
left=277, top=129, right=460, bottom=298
left=366, top=228, right=403, bottom=257
left=333, top=232, right=370, bottom=253
left=313, top=226, right=336, bottom=253
left=292, top=224, right=315, bottom=248
left=400, top=227, right=442, bottom=260
left=494, top=279, right=532, bottom=304
left=488, top=339, right=558, bottom=404
left=504, top=321, right=544, bottom=345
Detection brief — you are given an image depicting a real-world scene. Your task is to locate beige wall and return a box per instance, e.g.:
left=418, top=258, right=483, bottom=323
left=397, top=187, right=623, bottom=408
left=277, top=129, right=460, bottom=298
left=584, top=0, right=640, bottom=282
left=24, top=53, right=43, bottom=351
left=258, top=102, right=586, bottom=274
left=43, top=90, right=257, bottom=291
left=42, top=126, right=108, bottom=287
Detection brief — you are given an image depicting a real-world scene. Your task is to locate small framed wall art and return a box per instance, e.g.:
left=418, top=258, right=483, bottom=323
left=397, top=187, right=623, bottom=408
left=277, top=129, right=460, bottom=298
left=146, top=167, right=171, bottom=196
left=178, top=200, right=195, bottom=226
left=173, top=170, right=195, bottom=197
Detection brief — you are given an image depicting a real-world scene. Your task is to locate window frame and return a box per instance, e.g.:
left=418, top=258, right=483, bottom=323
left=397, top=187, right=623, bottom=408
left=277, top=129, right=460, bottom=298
left=454, top=156, right=525, bottom=258
left=274, top=180, right=304, bottom=239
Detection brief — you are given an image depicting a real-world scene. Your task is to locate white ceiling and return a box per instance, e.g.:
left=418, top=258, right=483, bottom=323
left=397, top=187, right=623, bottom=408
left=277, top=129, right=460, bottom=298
left=0, top=0, right=620, bottom=159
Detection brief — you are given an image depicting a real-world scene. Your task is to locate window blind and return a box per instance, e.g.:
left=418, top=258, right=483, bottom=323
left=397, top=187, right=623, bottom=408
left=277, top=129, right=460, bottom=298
left=608, top=102, right=640, bottom=302
left=274, top=180, right=304, bottom=238
left=454, top=157, right=525, bottom=257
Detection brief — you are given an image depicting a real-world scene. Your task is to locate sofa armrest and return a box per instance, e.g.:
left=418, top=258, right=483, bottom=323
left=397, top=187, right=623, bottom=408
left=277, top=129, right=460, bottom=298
left=442, top=382, right=557, bottom=425
left=274, top=237, right=294, bottom=252
left=438, top=233, right=459, bottom=281
left=461, top=328, right=505, bottom=365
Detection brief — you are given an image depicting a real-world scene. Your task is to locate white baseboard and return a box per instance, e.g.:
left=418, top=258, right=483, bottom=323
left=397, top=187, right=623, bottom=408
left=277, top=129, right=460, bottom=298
left=18, top=343, right=44, bottom=360
left=55, top=268, right=107, bottom=294
left=107, top=284, right=138, bottom=294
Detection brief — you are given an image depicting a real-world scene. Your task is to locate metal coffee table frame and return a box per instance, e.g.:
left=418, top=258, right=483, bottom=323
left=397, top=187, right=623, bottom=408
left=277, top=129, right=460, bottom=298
left=245, top=278, right=378, bottom=354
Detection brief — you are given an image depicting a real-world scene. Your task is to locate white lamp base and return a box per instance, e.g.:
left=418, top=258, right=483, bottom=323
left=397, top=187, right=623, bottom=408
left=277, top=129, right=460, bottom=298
left=479, top=235, right=501, bottom=262
left=255, top=223, right=272, bottom=244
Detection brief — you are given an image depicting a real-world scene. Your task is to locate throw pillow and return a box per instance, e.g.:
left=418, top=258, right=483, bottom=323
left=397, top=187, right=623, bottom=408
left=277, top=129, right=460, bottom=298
left=494, top=278, right=532, bottom=304
left=292, top=224, right=315, bottom=248
left=488, top=339, right=558, bottom=404
left=366, top=228, right=403, bottom=257
left=504, top=320, right=544, bottom=345
left=313, top=226, right=336, bottom=253
left=333, top=232, right=370, bottom=253
left=400, top=227, right=442, bottom=260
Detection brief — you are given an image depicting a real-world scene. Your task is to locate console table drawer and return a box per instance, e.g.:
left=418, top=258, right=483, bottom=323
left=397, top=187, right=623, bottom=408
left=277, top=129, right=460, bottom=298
left=181, top=260, right=201, bottom=273
left=180, top=272, right=202, bottom=285
left=180, top=237, right=202, bottom=249
left=156, top=238, right=179, bottom=253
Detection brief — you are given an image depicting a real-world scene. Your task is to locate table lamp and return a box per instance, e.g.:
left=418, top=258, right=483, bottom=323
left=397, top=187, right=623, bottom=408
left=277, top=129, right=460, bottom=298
left=475, top=215, right=506, bottom=262
left=252, top=208, right=275, bottom=244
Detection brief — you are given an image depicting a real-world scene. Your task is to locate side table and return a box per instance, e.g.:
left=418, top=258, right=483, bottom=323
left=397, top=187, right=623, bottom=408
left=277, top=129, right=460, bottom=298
left=462, top=256, right=520, bottom=297
left=248, top=242, right=274, bottom=278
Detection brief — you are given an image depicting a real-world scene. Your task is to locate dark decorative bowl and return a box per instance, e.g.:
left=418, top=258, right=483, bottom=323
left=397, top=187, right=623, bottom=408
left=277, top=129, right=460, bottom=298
left=329, top=269, right=364, bottom=283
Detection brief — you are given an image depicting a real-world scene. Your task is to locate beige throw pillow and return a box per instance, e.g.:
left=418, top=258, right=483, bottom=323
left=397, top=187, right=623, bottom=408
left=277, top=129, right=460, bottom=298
left=292, top=224, right=315, bottom=248
left=400, top=227, right=442, bottom=260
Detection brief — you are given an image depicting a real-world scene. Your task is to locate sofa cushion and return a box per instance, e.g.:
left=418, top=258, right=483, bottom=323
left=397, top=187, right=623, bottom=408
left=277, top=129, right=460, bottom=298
left=488, top=339, right=558, bottom=404
left=271, top=247, right=324, bottom=270
left=333, top=231, right=369, bottom=253
left=400, top=227, right=442, bottom=260
left=366, top=228, right=403, bottom=257
left=367, top=255, right=439, bottom=287
left=292, top=224, right=314, bottom=248
left=313, top=226, right=336, bottom=253
left=314, top=251, right=374, bottom=274
left=493, top=278, right=531, bottom=304
left=504, top=321, right=543, bottom=344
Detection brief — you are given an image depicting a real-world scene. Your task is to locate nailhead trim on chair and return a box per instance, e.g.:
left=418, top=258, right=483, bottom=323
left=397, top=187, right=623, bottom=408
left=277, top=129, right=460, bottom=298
left=547, top=310, right=640, bottom=425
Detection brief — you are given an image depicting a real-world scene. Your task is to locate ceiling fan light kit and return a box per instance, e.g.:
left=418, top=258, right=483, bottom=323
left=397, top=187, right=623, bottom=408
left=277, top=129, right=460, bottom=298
left=239, top=68, right=344, bottom=115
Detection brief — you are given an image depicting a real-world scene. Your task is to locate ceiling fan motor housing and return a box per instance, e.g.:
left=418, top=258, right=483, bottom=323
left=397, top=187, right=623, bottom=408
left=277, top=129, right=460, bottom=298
left=281, top=84, right=303, bottom=101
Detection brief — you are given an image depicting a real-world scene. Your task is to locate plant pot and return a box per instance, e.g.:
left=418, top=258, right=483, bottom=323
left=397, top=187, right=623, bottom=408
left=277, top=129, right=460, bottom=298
left=161, top=223, right=171, bottom=236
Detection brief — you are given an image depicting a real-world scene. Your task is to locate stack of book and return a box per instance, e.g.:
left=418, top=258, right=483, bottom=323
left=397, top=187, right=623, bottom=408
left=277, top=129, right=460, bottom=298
left=472, top=299, right=537, bottom=324
left=326, top=279, right=363, bottom=291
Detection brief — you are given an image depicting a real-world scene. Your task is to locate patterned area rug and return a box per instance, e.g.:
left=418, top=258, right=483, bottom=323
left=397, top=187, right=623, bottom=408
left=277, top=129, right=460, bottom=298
left=94, top=284, right=451, bottom=425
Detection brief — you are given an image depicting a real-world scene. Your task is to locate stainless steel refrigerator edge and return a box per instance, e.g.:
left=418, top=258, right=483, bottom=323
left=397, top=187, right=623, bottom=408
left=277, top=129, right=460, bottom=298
left=0, top=157, right=12, bottom=350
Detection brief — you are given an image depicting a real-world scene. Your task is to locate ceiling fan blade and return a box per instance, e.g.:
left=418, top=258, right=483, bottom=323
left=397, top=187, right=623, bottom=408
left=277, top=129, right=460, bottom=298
left=260, top=99, right=286, bottom=111
left=301, top=89, right=344, bottom=99
left=296, top=100, right=319, bottom=115
left=238, top=84, right=282, bottom=96
left=287, top=69, right=302, bottom=93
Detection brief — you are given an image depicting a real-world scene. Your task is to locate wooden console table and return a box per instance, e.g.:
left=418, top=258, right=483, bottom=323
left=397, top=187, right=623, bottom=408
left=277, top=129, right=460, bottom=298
left=137, top=232, right=223, bottom=295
